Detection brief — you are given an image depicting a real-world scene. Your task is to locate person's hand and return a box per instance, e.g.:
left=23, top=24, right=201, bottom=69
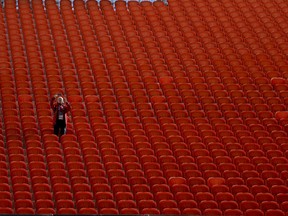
left=54, top=94, right=58, bottom=98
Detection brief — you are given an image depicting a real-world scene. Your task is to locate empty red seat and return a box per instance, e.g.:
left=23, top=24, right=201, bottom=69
left=265, top=209, right=285, bottom=216
left=224, top=209, right=243, bottom=216
left=198, top=200, right=218, bottom=212
left=120, top=208, right=139, bottom=214
left=182, top=208, right=201, bottom=215
left=141, top=208, right=160, bottom=214
left=158, top=199, right=178, bottom=211
left=0, top=208, right=14, bottom=214
left=78, top=208, right=98, bottom=214
left=97, top=200, right=116, bottom=210
left=260, top=201, right=280, bottom=211
left=178, top=199, right=197, bottom=211
left=255, top=193, right=275, bottom=203
left=210, top=183, right=229, bottom=195
left=244, top=209, right=264, bottom=216
left=203, top=209, right=222, bottom=215
left=16, top=208, right=35, bottom=214
left=240, top=200, right=260, bottom=212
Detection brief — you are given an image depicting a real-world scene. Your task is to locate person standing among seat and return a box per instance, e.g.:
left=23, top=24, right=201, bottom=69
left=50, top=93, right=71, bottom=138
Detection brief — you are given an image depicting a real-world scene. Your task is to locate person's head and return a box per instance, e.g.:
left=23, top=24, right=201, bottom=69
left=57, top=97, right=64, bottom=105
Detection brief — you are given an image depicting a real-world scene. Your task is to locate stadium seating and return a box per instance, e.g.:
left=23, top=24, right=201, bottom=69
left=0, top=0, right=288, bottom=214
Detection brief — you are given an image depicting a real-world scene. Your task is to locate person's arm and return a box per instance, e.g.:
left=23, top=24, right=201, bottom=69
left=64, top=101, right=71, bottom=113
left=50, top=95, right=57, bottom=109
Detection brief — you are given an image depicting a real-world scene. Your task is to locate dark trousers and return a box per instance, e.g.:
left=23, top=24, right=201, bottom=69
left=54, top=120, right=66, bottom=137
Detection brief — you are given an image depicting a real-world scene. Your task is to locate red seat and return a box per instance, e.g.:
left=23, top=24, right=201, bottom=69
left=178, top=200, right=197, bottom=211
left=210, top=185, right=229, bottom=196
left=76, top=199, right=95, bottom=210
left=255, top=193, right=275, bottom=203
left=195, top=192, right=214, bottom=203
left=141, top=208, right=160, bottom=214
left=281, top=201, right=288, bottom=212
left=240, top=201, right=259, bottom=212
left=16, top=208, right=35, bottom=214
left=250, top=185, right=270, bottom=195
left=174, top=192, right=194, bottom=203
left=15, top=199, right=34, bottom=209
left=244, top=209, right=264, bottom=216
left=37, top=208, right=55, bottom=214
left=219, top=201, right=239, bottom=211
left=0, top=208, right=14, bottom=214
left=170, top=184, right=190, bottom=194
left=120, top=208, right=139, bottom=214
left=97, top=200, right=116, bottom=210
left=246, top=177, right=265, bottom=187
left=231, top=185, right=250, bottom=194
left=138, top=200, right=157, bottom=210
left=198, top=200, right=218, bottom=212
left=0, top=199, right=13, bottom=208
left=235, top=192, right=254, bottom=202
left=270, top=185, right=288, bottom=195
left=99, top=208, right=119, bottom=214
left=161, top=208, right=181, bottom=215
left=181, top=207, right=201, bottom=215
left=78, top=208, right=98, bottom=214
left=215, top=192, right=234, bottom=202
left=265, top=209, right=285, bottom=216
left=224, top=209, right=243, bottom=216
left=260, top=201, right=280, bottom=211
left=158, top=199, right=178, bottom=211
left=203, top=209, right=222, bottom=215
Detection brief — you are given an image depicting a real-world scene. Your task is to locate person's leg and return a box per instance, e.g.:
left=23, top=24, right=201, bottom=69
left=59, top=126, right=66, bottom=137
left=54, top=124, right=59, bottom=136
left=59, top=122, right=66, bottom=137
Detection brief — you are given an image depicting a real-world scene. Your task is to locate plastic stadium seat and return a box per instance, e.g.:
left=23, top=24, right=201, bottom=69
left=174, top=192, right=194, bottom=203
left=224, top=209, right=243, bottom=216
left=16, top=208, right=35, bottom=214
left=281, top=201, right=288, bottom=212
left=141, top=208, right=160, bottom=214
left=255, top=193, right=275, bottom=203
left=120, top=208, right=139, bottom=214
left=219, top=199, right=239, bottom=211
left=76, top=199, right=95, bottom=210
left=97, top=199, right=116, bottom=210
left=0, top=208, right=14, bottom=214
left=161, top=208, right=181, bottom=215
left=265, top=209, right=285, bottom=216
left=260, top=201, right=280, bottom=211
left=235, top=192, right=254, bottom=202
left=57, top=208, right=77, bottom=214
left=158, top=199, right=178, bottom=211
left=240, top=200, right=260, bottom=212
left=210, top=185, right=230, bottom=195
left=190, top=184, right=210, bottom=195
left=138, top=199, right=157, bottom=210
left=203, top=209, right=223, bottom=215
left=244, top=209, right=264, bottom=216
left=178, top=199, right=198, bottom=210
left=78, top=208, right=98, bottom=214
left=37, top=208, right=56, bottom=214
left=1, top=0, right=288, bottom=214
left=250, top=185, right=270, bottom=195
left=270, top=185, right=288, bottom=196
left=182, top=208, right=201, bottom=215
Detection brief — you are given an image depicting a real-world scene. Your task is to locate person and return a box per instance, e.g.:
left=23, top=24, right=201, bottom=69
left=50, top=93, right=71, bottom=138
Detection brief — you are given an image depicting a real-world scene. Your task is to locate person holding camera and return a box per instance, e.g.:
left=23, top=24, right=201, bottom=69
left=50, top=93, right=71, bottom=138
